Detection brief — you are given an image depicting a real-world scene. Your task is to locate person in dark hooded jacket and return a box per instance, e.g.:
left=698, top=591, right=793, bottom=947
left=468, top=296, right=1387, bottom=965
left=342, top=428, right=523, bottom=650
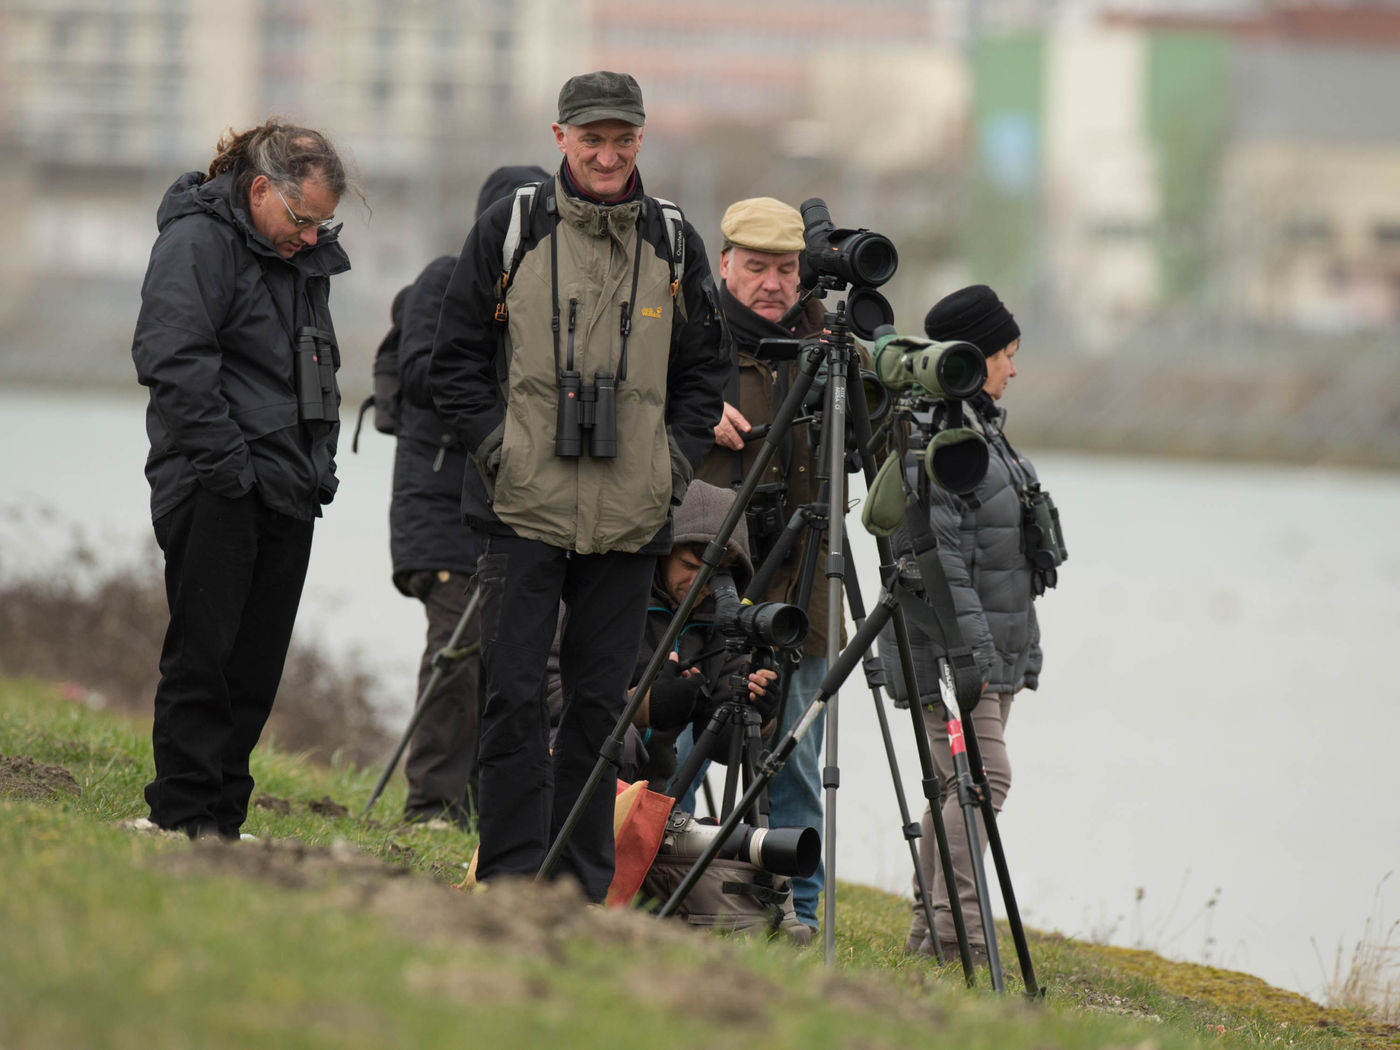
left=631, top=479, right=779, bottom=793
left=131, top=119, right=353, bottom=840
left=389, top=164, right=551, bottom=828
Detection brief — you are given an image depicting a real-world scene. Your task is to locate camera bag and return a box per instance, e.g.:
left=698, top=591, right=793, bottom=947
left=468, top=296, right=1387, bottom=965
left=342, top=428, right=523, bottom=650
left=640, top=854, right=810, bottom=943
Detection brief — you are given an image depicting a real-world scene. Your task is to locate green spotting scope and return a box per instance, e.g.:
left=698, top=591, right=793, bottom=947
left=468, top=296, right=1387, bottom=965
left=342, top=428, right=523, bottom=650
left=870, top=325, right=990, bottom=493
left=870, top=326, right=986, bottom=400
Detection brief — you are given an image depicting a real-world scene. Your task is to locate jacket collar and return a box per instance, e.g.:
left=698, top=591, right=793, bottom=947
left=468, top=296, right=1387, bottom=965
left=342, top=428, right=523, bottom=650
left=555, top=170, right=642, bottom=239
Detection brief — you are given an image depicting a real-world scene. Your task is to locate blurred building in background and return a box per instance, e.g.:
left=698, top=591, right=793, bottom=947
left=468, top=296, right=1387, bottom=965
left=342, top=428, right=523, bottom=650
left=1, top=0, right=1397, bottom=458
left=979, top=4, right=1400, bottom=348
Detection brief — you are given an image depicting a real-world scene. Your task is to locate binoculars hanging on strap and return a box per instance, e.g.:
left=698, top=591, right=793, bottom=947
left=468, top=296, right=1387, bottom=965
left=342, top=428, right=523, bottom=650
left=554, top=370, right=617, bottom=458
left=1020, top=484, right=1067, bottom=593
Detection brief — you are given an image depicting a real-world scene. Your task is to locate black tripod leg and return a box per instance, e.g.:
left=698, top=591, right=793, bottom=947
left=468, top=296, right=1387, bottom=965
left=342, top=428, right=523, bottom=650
left=839, top=526, right=945, bottom=963
left=361, top=582, right=483, bottom=819
left=668, top=707, right=733, bottom=808
left=700, top=774, right=718, bottom=819
left=739, top=709, right=769, bottom=826
left=945, top=709, right=1005, bottom=992
left=893, top=604, right=976, bottom=982
left=721, top=712, right=744, bottom=819
left=957, top=701, right=1042, bottom=997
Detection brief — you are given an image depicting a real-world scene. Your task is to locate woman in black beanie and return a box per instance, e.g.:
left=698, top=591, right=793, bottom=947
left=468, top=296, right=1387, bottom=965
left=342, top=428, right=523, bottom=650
left=899, top=284, right=1063, bottom=964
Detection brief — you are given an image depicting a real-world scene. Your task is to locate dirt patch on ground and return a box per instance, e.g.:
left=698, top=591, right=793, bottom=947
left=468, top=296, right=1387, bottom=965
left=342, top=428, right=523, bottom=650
left=306, top=796, right=350, bottom=818
left=0, top=754, right=82, bottom=801
left=155, top=835, right=701, bottom=959
left=151, top=834, right=948, bottom=1033
left=253, top=793, right=292, bottom=815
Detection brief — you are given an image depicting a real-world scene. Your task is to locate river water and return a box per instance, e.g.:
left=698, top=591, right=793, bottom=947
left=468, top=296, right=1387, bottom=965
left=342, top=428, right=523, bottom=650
left=3, top=386, right=1397, bottom=1000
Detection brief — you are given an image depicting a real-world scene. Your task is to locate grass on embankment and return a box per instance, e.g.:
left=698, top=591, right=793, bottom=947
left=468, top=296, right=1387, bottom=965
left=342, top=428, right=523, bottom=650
left=2, top=676, right=1395, bottom=1050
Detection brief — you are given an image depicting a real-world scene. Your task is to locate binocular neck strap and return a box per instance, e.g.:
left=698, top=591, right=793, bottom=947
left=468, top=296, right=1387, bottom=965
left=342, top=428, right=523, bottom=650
left=616, top=221, right=644, bottom=382
left=547, top=212, right=645, bottom=382
left=550, top=225, right=563, bottom=375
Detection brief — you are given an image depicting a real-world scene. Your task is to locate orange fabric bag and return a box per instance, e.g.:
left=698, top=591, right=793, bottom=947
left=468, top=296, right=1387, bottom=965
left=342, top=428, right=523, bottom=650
left=606, top=780, right=675, bottom=908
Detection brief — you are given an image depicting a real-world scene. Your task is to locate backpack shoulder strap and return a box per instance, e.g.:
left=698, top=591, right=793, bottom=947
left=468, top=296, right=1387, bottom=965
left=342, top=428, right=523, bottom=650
left=647, top=195, right=685, bottom=299
left=495, top=182, right=551, bottom=324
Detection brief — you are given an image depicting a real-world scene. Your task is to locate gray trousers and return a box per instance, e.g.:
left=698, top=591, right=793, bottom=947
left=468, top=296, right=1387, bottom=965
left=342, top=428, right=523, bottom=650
left=908, top=692, right=1013, bottom=950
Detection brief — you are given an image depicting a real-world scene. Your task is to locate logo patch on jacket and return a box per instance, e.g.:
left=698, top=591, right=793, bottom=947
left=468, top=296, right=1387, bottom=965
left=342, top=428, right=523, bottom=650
left=640, top=305, right=664, bottom=319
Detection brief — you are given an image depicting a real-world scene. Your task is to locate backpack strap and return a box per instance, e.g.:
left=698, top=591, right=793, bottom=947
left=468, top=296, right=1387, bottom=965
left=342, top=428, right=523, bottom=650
left=649, top=195, right=685, bottom=299
left=495, top=183, right=549, bottom=324
left=493, top=183, right=555, bottom=400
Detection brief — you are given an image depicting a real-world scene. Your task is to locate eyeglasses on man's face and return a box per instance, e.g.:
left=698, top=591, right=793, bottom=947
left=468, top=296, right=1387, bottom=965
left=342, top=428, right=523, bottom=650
left=274, top=184, right=335, bottom=230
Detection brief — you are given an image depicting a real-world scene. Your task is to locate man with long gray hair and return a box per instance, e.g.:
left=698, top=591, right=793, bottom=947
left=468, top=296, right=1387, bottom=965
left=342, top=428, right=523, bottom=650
left=131, top=118, right=356, bottom=840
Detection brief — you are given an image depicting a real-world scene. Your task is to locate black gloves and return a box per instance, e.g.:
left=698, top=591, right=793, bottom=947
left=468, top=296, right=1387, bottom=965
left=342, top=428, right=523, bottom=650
left=647, top=661, right=709, bottom=732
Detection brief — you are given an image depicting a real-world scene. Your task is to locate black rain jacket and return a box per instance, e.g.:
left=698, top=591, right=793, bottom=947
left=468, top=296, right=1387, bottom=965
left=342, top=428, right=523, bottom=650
left=132, top=169, right=350, bottom=522
left=390, top=166, right=552, bottom=585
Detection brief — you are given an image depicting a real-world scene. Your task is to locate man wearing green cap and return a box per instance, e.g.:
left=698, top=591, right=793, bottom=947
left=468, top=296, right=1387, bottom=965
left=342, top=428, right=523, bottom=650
left=429, top=71, right=727, bottom=902
left=670, top=196, right=834, bottom=933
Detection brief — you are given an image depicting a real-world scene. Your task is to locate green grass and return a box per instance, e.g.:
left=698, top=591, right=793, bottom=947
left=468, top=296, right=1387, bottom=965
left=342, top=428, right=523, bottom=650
left=2, top=676, right=1396, bottom=1050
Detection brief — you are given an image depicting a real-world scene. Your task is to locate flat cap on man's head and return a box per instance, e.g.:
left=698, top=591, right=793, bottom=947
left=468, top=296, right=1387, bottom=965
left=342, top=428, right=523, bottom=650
left=557, top=71, right=646, bottom=127
left=720, top=197, right=804, bottom=254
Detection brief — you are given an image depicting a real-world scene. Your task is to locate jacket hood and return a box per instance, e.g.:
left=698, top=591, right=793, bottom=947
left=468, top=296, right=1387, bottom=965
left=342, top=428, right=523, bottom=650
left=156, top=170, right=234, bottom=232
left=671, top=479, right=753, bottom=592
left=475, top=165, right=552, bottom=219
left=156, top=169, right=349, bottom=276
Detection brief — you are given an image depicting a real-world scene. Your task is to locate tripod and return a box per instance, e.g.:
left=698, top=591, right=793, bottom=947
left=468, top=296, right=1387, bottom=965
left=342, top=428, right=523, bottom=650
left=670, top=652, right=779, bottom=829
left=360, top=578, right=482, bottom=819
left=541, top=276, right=1041, bottom=991
left=656, top=310, right=1043, bottom=993
left=541, top=296, right=960, bottom=965
left=718, top=383, right=959, bottom=968
left=649, top=301, right=968, bottom=970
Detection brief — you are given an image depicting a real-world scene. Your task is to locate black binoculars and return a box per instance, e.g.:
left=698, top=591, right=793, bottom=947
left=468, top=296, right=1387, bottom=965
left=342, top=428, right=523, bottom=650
left=554, top=370, right=617, bottom=458
left=1021, top=484, right=1068, bottom=570
left=294, top=326, right=339, bottom=424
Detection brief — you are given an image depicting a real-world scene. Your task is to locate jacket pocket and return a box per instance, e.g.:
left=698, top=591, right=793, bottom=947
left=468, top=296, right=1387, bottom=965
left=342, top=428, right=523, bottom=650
left=231, top=400, right=299, bottom=441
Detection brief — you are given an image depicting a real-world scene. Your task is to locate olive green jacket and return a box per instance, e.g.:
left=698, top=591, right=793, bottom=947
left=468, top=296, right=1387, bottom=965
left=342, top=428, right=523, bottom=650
left=430, top=169, right=728, bottom=555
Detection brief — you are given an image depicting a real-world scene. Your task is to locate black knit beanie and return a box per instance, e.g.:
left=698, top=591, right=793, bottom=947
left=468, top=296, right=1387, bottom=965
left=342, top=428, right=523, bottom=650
left=923, top=284, right=1020, bottom=357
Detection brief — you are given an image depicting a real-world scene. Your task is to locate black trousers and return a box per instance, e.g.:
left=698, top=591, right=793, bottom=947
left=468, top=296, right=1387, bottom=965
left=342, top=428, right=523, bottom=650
left=403, top=569, right=483, bottom=825
left=145, top=487, right=313, bottom=836
left=475, top=534, right=654, bottom=901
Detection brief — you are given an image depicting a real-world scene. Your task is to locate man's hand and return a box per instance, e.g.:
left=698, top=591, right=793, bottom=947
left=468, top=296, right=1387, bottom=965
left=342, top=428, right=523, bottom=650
left=713, top=401, right=752, bottom=451
left=746, top=666, right=779, bottom=703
